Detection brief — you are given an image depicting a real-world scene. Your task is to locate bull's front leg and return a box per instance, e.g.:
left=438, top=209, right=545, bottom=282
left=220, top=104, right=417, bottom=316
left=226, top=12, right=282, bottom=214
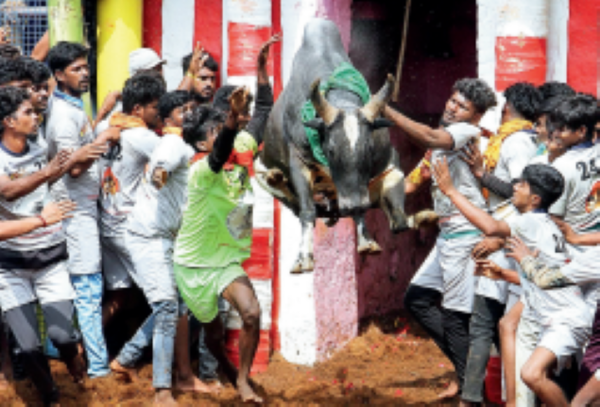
left=354, top=215, right=382, bottom=254
left=289, top=152, right=316, bottom=274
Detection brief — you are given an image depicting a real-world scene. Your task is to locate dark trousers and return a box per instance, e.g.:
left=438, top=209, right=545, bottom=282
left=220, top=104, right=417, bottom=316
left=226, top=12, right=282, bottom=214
left=404, top=284, right=471, bottom=391
left=5, top=301, right=80, bottom=405
left=462, top=294, right=504, bottom=403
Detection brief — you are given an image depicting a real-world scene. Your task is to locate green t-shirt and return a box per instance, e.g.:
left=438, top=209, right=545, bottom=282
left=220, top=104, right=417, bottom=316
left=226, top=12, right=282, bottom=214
left=174, top=131, right=258, bottom=268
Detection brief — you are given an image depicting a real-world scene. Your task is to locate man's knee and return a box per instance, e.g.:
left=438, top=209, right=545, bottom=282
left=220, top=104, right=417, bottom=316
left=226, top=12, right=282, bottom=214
left=520, top=362, right=545, bottom=390
left=499, top=314, right=517, bottom=336
left=154, top=300, right=178, bottom=332
left=239, top=300, right=261, bottom=330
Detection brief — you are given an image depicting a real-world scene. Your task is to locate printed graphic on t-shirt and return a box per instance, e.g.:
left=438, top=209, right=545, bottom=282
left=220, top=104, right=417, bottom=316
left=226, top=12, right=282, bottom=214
left=586, top=181, right=600, bottom=213
left=102, top=167, right=120, bottom=197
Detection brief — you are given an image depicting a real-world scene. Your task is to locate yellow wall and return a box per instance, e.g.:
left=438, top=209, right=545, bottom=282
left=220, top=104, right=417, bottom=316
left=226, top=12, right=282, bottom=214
left=97, top=0, right=142, bottom=107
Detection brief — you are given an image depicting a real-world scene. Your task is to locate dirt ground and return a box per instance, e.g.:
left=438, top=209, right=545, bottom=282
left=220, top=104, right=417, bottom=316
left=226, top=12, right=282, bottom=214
left=0, top=317, right=459, bottom=406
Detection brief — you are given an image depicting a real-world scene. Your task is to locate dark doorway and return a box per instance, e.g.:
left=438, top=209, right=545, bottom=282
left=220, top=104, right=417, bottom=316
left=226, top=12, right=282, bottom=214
left=349, top=0, right=477, bottom=318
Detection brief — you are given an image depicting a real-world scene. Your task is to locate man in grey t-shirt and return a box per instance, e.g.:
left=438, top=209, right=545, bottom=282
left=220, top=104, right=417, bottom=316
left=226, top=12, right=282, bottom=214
left=385, top=78, right=497, bottom=397
left=45, top=42, right=117, bottom=379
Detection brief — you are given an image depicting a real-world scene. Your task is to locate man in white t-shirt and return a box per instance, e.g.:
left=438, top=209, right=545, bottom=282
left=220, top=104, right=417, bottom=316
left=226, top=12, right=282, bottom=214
left=45, top=41, right=117, bottom=379
left=385, top=78, right=497, bottom=397
left=0, top=86, right=85, bottom=405
left=98, top=73, right=164, bottom=328
left=434, top=159, right=592, bottom=407
left=457, top=82, right=542, bottom=404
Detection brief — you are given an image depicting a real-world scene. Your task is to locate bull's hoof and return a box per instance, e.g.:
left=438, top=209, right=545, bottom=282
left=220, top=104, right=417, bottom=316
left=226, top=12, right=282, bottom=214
left=291, top=255, right=315, bottom=274
left=357, top=241, right=382, bottom=255
left=408, top=210, right=439, bottom=230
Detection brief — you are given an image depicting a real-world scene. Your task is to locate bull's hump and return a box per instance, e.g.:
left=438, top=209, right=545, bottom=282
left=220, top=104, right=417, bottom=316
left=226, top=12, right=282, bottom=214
left=302, top=18, right=345, bottom=52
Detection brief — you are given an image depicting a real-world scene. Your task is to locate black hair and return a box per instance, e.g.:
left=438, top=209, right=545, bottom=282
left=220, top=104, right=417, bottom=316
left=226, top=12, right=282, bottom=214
left=122, top=73, right=166, bottom=114
left=0, top=87, right=30, bottom=134
left=503, top=82, right=543, bottom=122
left=452, top=78, right=497, bottom=114
left=549, top=94, right=598, bottom=141
left=538, top=95, right=569, bottom=117
left=521, top=164, right=565, bottom=210
left=22, top=57, right=51, bottom=85
left=0, top=44, right=21, bottom=60
left=0, top=58, right=31, bottom=86
left=182, top=105, right=225, bottom=149
left=182, top=52, right=219, bottom=74
left=537, top=81, right=575, bottom=102
left=158, top=90, right=193, bottom=120
left=47, top=41, right=88, bottom=74
left=212, top=85, right=253, bottom=113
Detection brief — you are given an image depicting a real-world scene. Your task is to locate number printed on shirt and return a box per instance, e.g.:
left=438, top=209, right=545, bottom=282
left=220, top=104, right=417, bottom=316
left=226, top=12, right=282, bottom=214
left=577, top=159, right=600, bottom=181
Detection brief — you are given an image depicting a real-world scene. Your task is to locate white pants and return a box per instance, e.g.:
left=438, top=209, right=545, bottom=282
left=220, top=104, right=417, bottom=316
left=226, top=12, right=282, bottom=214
left=101, top=234, right=134, bottom=291
left=0, top=260, right=75, bottom=311
left=410, top=234, right=480, bottom=313
left=515, top=314, right=541, bottom=407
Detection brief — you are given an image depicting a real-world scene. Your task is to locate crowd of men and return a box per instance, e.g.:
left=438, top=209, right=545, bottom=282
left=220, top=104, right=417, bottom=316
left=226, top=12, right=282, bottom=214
left=0, top=33, right=279, bottom=406
left=0, top=26, right=600, bottom=407
left=390, top=77, right=600, bottom=406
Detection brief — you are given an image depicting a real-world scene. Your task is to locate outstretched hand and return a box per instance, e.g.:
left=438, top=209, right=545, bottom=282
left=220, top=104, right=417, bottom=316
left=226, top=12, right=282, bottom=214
left=41, top=200, right=76, bottom=225
left=474, top=259, right=504, bottom=281
left=432, top=157, right=456, bottom=196
left=189, top=42, right=208, bottom=76
left=257, top=33, right=282, bottom=68
left=505, top=236, right=537, bottom=263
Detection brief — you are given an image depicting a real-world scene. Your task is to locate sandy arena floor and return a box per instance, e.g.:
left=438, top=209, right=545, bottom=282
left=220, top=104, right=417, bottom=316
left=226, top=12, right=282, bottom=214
left=0, top=317, right=459, bottom=406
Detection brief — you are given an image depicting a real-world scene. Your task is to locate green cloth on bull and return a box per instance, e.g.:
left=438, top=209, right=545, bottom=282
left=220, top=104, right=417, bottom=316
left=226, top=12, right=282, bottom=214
left=301, top=62, right=371, bottom=166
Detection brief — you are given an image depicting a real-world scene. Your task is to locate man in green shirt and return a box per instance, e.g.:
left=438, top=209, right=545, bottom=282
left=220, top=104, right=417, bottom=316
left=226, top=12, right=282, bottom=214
left=174, top=35, right=278, bottom=404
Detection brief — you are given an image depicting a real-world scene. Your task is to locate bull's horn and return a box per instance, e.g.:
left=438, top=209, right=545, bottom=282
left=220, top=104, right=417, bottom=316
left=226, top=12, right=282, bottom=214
left=310, top=79, right=339, bottom=126
left=360, top=74, right=395, bottom=122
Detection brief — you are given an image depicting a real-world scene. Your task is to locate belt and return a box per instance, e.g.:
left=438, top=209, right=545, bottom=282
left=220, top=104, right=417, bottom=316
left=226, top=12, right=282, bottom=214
left=440, top=230, right=481, bottom=240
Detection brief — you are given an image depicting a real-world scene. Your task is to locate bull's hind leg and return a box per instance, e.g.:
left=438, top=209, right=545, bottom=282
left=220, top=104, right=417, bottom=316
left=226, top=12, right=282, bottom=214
left=354, top=215, right=382, bottom=254
left=289, top=153, right=316, bottom=273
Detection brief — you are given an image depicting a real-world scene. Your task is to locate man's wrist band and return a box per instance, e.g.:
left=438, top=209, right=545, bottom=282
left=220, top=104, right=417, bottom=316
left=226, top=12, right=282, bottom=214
left=37, top=215, right=47, bottom=227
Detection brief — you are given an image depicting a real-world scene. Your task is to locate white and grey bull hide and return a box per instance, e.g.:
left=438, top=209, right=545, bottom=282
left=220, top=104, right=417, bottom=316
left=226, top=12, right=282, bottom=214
left=257, top=18, right=408, bottom=273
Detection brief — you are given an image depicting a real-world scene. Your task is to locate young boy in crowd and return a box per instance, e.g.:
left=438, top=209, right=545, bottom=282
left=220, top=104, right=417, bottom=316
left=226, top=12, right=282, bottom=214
left=433, top=158, right=592, bottom=407
left=0, top=86, right=84, bottom=405
left=22, top=58, right=51, bottom=146
left=385, top=78, right=497, bottom=397
left=45, top=41, right=115, bottom=379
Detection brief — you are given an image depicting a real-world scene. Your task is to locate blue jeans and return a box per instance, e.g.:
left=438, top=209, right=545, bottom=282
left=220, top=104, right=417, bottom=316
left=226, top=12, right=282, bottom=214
left=117, top=300, right=178, bottom=389
left=71, top=273, right=110, bottom=378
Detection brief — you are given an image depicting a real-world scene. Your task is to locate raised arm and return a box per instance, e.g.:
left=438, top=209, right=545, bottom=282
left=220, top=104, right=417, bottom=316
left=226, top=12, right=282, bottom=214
left=432, top=157, right=511, bottom=237
left=245, top=33, right=281, bottom=145
left=178, top=42, right=206, bottom=92
left=384, top=106, right=455, bottom=150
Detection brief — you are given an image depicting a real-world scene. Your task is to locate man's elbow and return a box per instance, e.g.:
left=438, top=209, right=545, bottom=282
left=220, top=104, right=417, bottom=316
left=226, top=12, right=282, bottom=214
left=0, top=188, right=21, bottom=202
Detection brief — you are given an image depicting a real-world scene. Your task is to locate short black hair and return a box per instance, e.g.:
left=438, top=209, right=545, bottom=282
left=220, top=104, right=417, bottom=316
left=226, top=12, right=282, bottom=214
left=504, top=82, right=543, bottom=122
left=22, top=57, right=51, bottom=85
left=183, top=105, right=225, bottom=148
left=537, top=81, right=575, bottom=102
left=550, top=94, right=598, bottom=141
left=212, top=85, right=253, bottom=113
left=521, top=164, right=564, bottom=210
left=158, top=90, right=193, bottom=120
left=452, top=78, right=497, bottom=114
left=122, top=72, right=166, bottom=114
left=0, top=87, right=30, bottom=134
left=0, top=58, right=31, bottom=86
left=0, top=44, right=21, bottom=60
left=538, top=95, right=568, bottom=117
left=47, top=41, right=88, bottom=74
left=182, top=52, right=219, bottom=74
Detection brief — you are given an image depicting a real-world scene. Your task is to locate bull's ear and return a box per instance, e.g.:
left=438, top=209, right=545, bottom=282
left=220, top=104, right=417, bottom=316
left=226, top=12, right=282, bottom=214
left=372, top=118, right=393, bottom=130
left=304, top=119, right=325, bottom=132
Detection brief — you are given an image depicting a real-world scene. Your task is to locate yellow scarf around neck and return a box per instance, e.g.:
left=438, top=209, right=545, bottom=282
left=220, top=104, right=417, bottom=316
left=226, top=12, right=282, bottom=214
left=483, top=119, right=532, bottom=171
left=109, top=112, right=147, bottom=129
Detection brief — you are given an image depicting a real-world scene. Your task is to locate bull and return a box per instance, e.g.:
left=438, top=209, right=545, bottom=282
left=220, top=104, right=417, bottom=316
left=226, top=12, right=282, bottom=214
left=257, top=18, right=408, bottom=273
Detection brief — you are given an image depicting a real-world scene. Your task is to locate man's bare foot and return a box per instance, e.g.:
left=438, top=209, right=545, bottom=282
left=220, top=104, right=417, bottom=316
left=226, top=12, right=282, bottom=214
left=238, top=379, right=263, bottom=404
left=438, top=379, right=459, bottom=400
left=154, top=389, right=178, bottom=406
left=174, top=375, right=212, bottom=394
left=206, top=379, right=223, bottom=393
left=110, top=359, right=138, bottom=382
